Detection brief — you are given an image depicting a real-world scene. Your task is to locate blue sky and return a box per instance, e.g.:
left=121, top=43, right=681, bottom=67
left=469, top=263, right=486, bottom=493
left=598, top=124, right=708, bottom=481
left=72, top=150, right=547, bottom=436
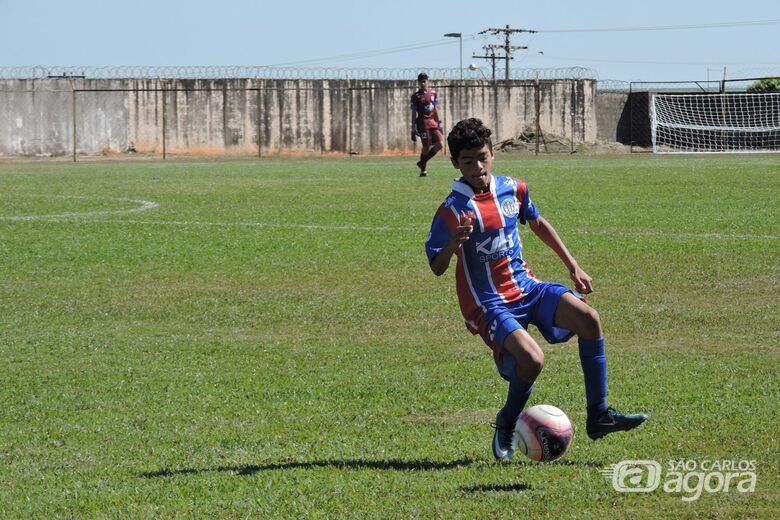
left=1, top=0, right=779, bottom=81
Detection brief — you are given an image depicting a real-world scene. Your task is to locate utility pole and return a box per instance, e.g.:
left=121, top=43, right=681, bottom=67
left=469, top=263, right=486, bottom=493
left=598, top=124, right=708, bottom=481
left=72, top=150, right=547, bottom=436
left=479, top=25, right=536, bottom=80
left=471, top=46, right=508, bottom=82
left=484, top=44, right=526, bottom=80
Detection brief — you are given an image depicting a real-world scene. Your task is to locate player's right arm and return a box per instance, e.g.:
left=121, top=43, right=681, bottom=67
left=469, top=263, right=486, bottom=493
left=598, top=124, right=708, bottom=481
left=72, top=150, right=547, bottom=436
left=427, top=211, right=473, bottom=276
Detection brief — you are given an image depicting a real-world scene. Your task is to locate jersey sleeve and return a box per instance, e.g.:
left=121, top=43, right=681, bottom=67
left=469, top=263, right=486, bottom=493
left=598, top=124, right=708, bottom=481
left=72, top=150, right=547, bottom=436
left=425, top=203, right=459, bottom=264
left=515, top=179, right=540, bottom=224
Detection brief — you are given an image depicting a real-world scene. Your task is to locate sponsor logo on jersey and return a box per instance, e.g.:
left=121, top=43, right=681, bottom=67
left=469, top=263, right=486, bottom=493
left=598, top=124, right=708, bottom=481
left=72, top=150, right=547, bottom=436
left=475, top=228, right=515, bottom=262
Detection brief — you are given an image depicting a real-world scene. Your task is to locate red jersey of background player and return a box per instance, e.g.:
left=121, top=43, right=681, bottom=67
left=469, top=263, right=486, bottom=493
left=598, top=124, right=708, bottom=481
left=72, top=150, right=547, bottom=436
left=410, top=88, right=440, bottom=131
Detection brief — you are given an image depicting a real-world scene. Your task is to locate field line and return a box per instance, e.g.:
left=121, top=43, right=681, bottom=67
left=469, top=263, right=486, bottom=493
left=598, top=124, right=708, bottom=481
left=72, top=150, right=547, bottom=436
left=576, top=228, right=779, bottom=241
left=2, top=215, right=776, bottom=240
left=0, top=196, right=159, bottom=221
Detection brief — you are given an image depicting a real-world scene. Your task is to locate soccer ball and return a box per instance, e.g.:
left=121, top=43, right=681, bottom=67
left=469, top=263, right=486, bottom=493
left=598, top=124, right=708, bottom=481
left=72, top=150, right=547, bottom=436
left=514, top=405, right=573, bottom=462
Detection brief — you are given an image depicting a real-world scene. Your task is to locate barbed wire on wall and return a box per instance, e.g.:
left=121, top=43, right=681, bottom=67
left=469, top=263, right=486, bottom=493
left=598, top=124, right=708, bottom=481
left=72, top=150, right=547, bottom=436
left=597, top=76, right=775, bottom=93
left=596, top=80, right=631, bottom=92
left=0, top=65, right=598, bottom=81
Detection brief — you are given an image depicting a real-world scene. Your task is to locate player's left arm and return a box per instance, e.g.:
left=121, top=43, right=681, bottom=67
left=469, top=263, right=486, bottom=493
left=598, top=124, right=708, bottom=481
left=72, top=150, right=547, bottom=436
left=433, top=93, right=442, bottom=127
left=528, top=216, right=593, bottom=294
left=410, top=106, right=419, bottom=141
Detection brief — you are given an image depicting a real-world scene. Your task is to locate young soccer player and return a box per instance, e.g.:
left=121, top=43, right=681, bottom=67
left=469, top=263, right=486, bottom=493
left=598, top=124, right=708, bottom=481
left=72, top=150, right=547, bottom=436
left=410, top=72, right=443, bottom=177
left=425, top=118, right=647, bottom=461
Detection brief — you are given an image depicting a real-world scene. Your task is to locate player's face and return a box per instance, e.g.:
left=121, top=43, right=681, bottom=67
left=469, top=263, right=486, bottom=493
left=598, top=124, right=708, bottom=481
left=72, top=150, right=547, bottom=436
left=418, top=78, right=428, bottom=90
left=453, top=144, right=493, bottom=192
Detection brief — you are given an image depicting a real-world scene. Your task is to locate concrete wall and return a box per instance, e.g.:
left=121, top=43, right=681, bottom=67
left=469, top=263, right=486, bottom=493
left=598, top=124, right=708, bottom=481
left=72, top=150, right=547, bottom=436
left=0, top=78, right=599, bottom=157
left=0, top=79, right=131, bottom=156
left=595, top=91, right=630, bottom=143
left=0, top=79, right=72, bottom=156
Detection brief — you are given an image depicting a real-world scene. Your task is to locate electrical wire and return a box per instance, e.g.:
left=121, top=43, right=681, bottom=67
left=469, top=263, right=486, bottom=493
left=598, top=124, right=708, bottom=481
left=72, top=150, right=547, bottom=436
left=266, top=35, right=481, bottom=67
left=537, top=18, right=780, bottom=33
left=259, top=19, right=779, bottom=68
left=536, top=54, right=780, bottom=66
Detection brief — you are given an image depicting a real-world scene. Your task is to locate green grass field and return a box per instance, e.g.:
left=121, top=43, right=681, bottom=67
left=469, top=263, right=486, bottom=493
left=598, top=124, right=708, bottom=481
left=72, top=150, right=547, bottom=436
left=0, top=153, right=778, bottom=518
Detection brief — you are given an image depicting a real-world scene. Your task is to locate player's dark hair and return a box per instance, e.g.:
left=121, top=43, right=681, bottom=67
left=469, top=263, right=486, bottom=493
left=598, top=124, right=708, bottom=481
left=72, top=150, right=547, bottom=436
left=447, top=118, right=493, bottom=161
left=417, top=72, right=428, bottom=81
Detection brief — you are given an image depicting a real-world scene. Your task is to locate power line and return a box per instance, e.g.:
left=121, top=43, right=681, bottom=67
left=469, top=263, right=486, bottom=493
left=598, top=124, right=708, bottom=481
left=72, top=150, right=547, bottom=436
left=265, top=35, right=481, bottom=67
left=538, top=54, right=780, bottom=66
left=272, top=18, right=780, bottom=68
left=266, top=39, right=455, bottom=67
left=537, top=18, right=780, bottom=33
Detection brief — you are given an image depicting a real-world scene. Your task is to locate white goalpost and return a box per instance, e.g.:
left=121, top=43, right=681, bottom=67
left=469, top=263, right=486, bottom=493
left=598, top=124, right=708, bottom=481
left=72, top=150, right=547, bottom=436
left=650, top=92, right=780, bottom=154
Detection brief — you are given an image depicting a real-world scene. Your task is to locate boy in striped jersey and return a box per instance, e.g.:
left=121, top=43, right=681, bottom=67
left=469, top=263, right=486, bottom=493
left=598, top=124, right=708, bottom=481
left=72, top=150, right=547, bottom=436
left=425, top=118, right=646, bottom=461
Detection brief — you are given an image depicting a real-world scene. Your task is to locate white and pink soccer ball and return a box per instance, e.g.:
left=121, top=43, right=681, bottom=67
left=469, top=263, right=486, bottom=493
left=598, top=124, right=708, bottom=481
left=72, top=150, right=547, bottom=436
left=514, top=405, right=573, bottom=462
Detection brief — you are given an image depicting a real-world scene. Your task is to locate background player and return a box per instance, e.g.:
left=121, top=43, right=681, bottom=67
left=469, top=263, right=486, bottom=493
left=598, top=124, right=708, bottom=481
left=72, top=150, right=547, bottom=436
left=410, top=72, right=443, bottom=177
left=425, top=118, right=647, bottom=461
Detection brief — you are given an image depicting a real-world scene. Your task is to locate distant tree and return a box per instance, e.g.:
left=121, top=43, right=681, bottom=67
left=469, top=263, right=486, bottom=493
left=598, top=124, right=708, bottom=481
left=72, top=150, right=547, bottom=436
left=746, top=77, right=780, bottom=93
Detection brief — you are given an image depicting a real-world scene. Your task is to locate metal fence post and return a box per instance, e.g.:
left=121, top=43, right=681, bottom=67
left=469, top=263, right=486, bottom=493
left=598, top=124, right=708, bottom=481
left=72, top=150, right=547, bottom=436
left=347, top=77, right=353, bottom=155
left=159, top=77, right=166, bottom=160
left=629, top=82, right=634, bottom=153
left=222, top=81, right=227, bottom=153
left=571, top=79, right=576, bottom=154
left=534, top=73, right=540, bottom=156
left=441, top=83, right=447, bottom=156
left=255, top=80, right=262, bottom=158
left=68, top=76, right=77, bottom=162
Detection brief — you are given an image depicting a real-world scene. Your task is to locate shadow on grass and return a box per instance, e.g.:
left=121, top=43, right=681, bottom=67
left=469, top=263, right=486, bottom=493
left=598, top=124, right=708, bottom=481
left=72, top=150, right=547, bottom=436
left=461, top=483, right=530, bottom=493
left=553, top=459, right=604, bottom=468
left=141, top=457, right=480, bottom=478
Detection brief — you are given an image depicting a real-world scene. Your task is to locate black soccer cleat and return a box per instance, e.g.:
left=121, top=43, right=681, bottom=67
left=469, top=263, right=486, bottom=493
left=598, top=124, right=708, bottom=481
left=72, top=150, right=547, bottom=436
left=417, top=161, right=428, bottom=177
left=586, top=406, right=648, bottom=440
left=491, top=412, right=515, bottom=461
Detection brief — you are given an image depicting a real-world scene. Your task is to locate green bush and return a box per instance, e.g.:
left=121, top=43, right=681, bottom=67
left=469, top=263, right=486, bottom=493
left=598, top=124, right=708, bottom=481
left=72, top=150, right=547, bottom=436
left=746, top=77, right=780, bottom=93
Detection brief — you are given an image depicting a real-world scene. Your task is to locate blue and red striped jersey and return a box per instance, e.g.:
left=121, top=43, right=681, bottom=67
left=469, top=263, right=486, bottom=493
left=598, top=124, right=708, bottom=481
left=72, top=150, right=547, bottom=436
left=425, top=175, right=541, bottom=335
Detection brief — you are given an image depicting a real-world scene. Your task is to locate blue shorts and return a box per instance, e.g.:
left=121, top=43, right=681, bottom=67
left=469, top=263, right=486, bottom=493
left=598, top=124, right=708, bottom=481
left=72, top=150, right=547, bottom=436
left=479, top=282, right=579, bottom=381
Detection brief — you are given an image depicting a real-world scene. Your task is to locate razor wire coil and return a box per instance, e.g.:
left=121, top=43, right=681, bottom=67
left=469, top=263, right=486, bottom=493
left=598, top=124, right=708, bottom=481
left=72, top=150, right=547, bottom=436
left=0, top=65, right=598, bottom=81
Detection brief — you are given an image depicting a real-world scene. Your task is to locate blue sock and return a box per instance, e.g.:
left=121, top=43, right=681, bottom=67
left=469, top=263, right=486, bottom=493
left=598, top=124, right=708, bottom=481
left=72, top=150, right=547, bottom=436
left=499, top=377, right=534, bottom=425
left=578, top=337, right=608, bottom=415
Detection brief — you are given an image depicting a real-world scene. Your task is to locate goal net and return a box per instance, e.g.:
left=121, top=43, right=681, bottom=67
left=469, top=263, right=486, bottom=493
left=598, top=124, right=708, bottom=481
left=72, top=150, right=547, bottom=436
left=650, top=93, right=780, bottom=153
